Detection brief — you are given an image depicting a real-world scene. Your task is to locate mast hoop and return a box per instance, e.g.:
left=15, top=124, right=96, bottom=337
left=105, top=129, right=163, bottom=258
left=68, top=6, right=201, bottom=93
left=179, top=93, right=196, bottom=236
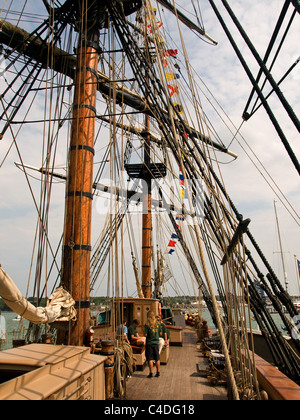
left=74, top=300, right=91, bottom=309
left=63, top=244, right=92, bottom=252
left=67, top=191, right=94, bottom=200
left=75, top=66, right=100, bottom=79
left=73, top=103, right=97, bottom=114
left=70, top=145, right=95, bottom=155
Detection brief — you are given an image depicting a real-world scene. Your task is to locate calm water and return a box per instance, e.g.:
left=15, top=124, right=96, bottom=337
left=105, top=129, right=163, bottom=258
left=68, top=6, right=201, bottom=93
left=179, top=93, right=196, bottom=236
left=0, top=309, right=293, bottom=351
left=0, top=312, right=29, bottom=351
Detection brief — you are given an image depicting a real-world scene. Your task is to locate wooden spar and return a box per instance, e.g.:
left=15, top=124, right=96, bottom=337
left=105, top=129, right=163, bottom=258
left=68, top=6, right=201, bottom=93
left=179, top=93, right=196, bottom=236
left=156, top=0, right=218, bottom=45
left=59, top=4, right=99, bottom=346
left=142, top=114, right=152, bottom=299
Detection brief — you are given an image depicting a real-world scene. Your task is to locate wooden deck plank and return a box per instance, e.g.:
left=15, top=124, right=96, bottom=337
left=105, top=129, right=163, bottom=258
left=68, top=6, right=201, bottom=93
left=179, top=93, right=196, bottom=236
left=125, top=327, right=227, bottom=401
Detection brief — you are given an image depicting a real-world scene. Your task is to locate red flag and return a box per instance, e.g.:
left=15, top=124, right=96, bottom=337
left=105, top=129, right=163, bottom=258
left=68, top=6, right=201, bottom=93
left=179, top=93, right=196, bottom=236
left=168, top=240, right=176, bottom=247
left=165, top=49, right=178, bottom=57
left=168, top=85, right=179, bottom=97
left=147, top=21, right=163, bottom=33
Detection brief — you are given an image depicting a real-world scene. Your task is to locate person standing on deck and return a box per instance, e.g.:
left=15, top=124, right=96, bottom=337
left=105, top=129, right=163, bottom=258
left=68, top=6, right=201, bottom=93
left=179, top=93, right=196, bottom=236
left=144, top=311, right=161, bottom=378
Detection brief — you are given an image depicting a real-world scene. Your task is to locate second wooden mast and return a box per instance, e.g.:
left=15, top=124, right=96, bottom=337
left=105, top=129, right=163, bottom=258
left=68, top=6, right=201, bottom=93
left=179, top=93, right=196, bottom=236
left=141, top=113, right=152, bottom=299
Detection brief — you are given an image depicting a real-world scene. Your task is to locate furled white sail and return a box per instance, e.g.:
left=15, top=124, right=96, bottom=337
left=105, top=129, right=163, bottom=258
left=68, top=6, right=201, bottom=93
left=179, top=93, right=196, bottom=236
left=0, top=266, right=76, bottom=324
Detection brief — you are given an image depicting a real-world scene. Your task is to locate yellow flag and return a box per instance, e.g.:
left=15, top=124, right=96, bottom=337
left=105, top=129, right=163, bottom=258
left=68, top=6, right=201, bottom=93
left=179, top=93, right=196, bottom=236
left=165, top=73, right=180, bottom=82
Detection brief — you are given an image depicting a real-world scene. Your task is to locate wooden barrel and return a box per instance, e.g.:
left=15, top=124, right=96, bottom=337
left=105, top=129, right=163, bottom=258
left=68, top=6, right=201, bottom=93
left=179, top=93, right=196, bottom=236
left=100, top=340, right=114, bottom=400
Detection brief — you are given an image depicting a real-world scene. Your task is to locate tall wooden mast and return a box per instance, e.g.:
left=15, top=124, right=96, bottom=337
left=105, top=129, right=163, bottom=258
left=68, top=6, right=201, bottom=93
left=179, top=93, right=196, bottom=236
left=141, top=17, right=153, bottom=299
left=60, top=1, right=99, bottom=346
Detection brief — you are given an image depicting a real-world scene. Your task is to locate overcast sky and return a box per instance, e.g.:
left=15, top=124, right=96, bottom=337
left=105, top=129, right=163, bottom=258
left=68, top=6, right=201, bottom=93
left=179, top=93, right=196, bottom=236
left=0, top=0, right=299, bottom=298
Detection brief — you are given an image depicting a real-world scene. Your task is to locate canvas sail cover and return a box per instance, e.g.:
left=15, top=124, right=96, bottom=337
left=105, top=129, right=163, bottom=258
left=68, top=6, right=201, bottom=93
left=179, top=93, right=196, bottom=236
left=0, top=266, right=76, bottom=324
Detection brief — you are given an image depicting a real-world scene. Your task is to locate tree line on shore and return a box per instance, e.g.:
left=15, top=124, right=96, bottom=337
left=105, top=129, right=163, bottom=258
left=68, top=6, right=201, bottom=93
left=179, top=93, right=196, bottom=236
left=0, top=296, right=204, bottom=312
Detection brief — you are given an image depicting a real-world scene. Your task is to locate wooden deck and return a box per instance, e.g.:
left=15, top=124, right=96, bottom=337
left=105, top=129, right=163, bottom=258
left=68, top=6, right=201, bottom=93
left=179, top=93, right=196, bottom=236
left=125, top=327, right=227, bottom=401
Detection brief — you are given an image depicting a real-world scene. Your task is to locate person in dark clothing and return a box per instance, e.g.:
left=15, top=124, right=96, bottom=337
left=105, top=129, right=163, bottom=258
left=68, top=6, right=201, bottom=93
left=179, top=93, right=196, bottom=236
left=144, top=311, right=160, bottom=378
left=128, top=319, right=146, bottom=346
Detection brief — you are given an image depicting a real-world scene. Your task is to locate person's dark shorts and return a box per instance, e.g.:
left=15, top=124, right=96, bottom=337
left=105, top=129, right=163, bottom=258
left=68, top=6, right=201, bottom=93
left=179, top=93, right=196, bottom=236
left=146, top=344, right=160, bottom=361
